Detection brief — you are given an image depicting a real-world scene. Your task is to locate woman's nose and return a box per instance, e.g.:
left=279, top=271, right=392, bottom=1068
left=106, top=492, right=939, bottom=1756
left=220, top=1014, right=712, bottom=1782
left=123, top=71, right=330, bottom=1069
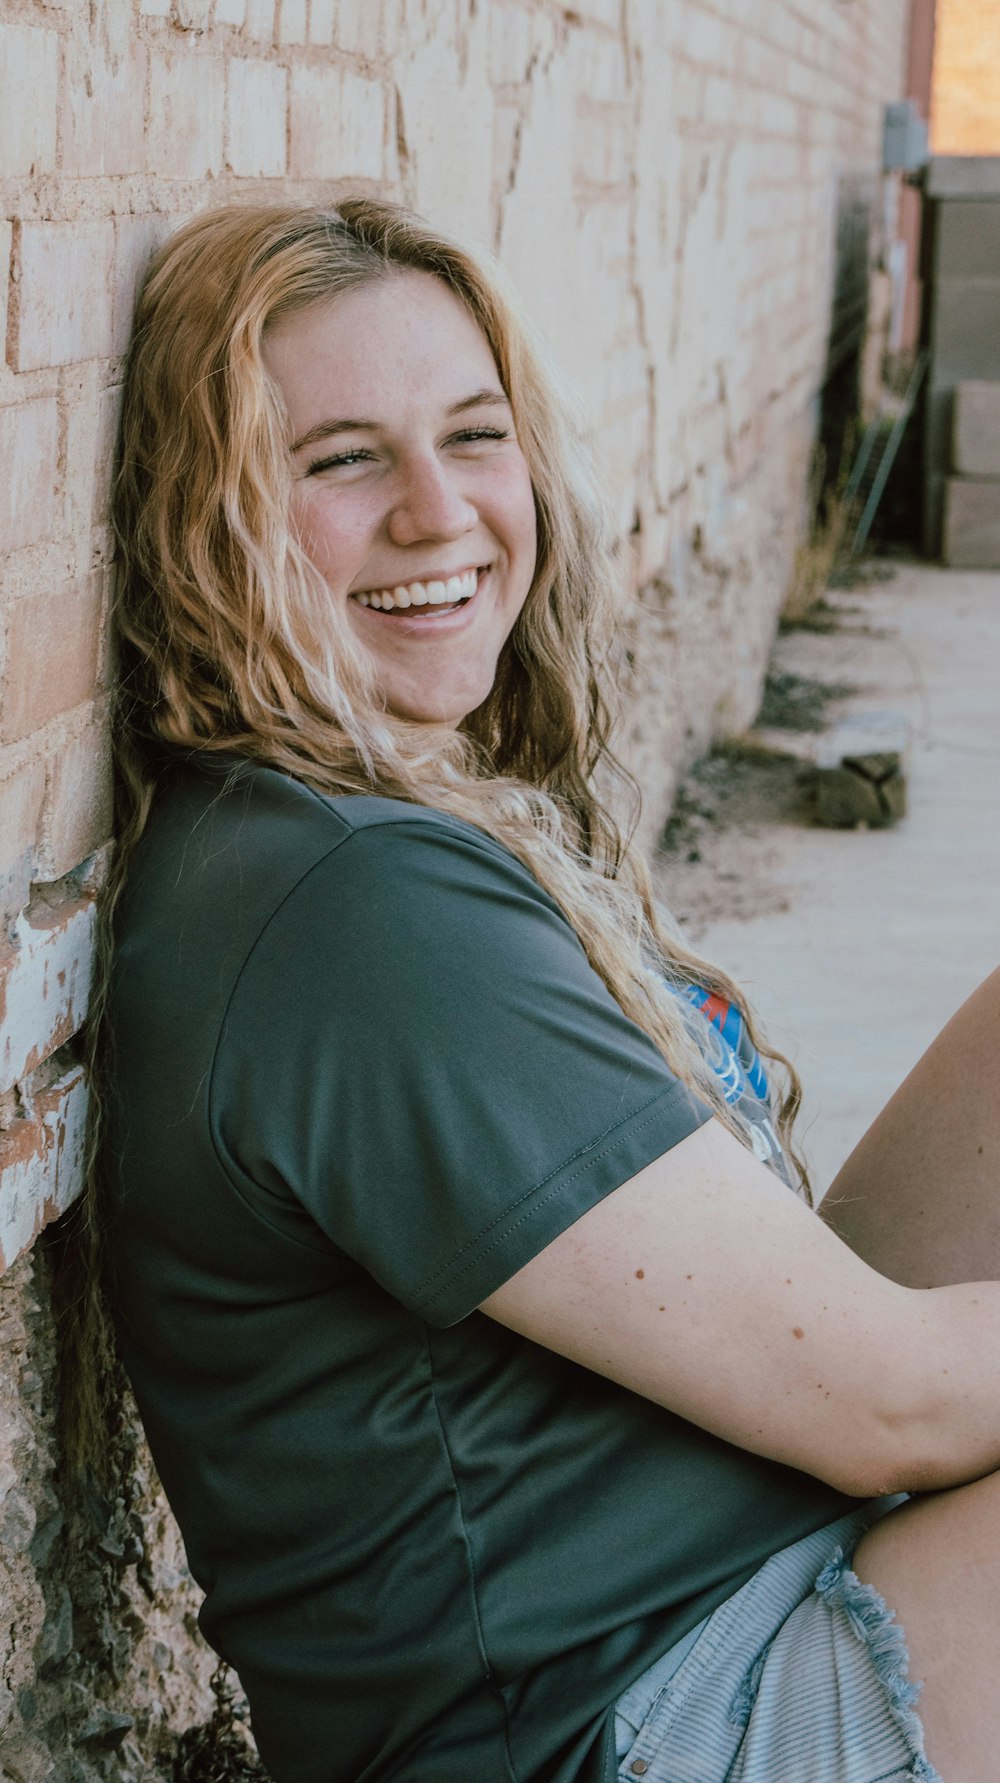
left=386, top=453, right=478, bottom=546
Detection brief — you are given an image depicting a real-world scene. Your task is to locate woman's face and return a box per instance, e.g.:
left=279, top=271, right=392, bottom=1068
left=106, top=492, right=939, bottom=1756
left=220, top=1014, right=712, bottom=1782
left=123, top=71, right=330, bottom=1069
left=263, top=270, right=538, bottom=726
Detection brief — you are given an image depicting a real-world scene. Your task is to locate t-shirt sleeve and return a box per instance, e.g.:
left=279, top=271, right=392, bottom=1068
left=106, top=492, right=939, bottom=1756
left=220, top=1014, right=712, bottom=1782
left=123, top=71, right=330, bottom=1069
left=212, top=812, right=714, bottom=1325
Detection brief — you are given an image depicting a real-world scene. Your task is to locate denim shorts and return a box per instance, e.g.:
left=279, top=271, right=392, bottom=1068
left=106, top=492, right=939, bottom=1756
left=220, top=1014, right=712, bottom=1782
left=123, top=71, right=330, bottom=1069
left=612, top=1501, right=943, bottom=1783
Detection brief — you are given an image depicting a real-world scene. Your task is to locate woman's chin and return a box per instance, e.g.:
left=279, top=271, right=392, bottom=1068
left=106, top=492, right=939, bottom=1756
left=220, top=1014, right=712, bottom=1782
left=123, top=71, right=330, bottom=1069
left=386, top=672, right=496, bottom=729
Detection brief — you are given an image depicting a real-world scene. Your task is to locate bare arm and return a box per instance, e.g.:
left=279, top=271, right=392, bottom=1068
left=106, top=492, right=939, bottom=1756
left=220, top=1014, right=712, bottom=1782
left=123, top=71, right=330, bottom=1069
left=480, top=1118, right=1000, bottom=1499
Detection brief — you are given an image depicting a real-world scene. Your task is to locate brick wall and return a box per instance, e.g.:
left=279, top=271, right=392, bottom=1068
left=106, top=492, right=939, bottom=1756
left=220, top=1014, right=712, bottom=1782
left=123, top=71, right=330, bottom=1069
left=1, top=0, right=910, bottom=1770
left=931, top=0, right=1000, bottom=153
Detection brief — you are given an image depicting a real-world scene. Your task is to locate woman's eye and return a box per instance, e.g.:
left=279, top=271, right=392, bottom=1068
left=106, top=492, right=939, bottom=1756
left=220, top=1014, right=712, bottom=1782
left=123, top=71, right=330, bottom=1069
left=453, top=426, right=510, bottom=445
left=305, top=448, right=375, bottom=475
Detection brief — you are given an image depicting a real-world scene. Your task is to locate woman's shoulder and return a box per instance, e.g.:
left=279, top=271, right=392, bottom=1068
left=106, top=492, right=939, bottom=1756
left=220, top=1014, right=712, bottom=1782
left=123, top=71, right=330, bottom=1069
left=132, top=752, right=537, bottom=929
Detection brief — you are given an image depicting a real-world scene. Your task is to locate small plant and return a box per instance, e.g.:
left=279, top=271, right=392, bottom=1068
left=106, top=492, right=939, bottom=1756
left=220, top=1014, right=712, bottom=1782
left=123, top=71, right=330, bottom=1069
left=783, top=439, right=861, bottom=624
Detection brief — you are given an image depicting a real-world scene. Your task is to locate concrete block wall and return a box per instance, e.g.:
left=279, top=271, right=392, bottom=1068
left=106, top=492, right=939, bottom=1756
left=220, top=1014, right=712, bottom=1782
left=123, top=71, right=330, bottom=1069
left=921, top=155, right=1000, bottom=555
left=943, top=379, right=1000, bottom=565
left=0, top=0, right=911, bottom=1772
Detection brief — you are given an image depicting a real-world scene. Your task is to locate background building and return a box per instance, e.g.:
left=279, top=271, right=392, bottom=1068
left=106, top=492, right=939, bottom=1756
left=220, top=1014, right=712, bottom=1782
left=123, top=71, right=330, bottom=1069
left=0, top=0, right=933, bottom=1772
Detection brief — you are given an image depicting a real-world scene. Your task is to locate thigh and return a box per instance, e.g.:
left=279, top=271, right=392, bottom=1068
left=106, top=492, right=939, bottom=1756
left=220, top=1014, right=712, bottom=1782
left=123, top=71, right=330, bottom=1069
left=852, top=1470, right=1000, bottom=1783
left=612, top=1505, right=940, bottom=1783
left=819, top=964, right=1000, bottom=1288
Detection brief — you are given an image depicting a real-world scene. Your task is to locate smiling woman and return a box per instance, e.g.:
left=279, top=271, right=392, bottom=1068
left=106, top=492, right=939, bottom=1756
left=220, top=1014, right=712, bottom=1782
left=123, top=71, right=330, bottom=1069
left=63, top=198, right=1000, bottom=1783
left=262, top=271, right=538, bottom=724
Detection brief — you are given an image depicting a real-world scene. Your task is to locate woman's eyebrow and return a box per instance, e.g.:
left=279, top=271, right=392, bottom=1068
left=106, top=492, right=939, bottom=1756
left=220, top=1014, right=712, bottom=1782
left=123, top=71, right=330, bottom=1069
left=290, top=388, right=511, bottom=454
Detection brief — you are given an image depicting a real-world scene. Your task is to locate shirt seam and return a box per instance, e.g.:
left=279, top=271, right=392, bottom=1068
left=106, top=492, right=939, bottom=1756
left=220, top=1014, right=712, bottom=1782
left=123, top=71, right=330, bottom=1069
left=423, top=1328, right=521, bottom=1783
left=414, top=1081, right=712, bottom=1321
left=204, top=802, right=637, bottom=1251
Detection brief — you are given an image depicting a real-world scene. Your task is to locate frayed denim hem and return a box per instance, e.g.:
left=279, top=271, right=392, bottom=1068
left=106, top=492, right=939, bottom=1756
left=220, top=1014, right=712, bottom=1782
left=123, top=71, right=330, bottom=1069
left=814, top=1548, right=944, bottom=1783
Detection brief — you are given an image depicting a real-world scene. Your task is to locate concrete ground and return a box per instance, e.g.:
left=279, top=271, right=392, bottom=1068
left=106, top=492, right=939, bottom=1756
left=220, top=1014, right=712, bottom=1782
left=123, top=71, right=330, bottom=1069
left=652, top=562, right=1000, bottom=1200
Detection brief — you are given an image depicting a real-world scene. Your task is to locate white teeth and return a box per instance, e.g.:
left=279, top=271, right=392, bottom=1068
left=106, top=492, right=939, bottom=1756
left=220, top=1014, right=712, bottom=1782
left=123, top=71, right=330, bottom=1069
left=352, top=568, right=482, bottom=611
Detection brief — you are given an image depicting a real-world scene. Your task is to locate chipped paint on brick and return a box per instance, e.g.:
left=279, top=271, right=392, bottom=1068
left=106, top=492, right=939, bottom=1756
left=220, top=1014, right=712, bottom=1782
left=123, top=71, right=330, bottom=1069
left=0, top=1065, right=88, bottom=1273
left=0, top=898, right=95, bottom=1097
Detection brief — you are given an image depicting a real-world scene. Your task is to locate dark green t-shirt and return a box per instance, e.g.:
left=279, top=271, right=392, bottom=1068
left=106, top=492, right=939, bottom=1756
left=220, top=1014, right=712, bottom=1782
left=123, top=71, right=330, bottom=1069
left=105, top=759, right=854, bottom=1783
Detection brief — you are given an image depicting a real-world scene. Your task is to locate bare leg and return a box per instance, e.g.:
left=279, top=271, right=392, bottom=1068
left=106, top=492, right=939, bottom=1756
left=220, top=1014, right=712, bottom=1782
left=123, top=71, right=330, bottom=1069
left=817, top=967, right=1000, bottom=1775
left=851, top=1471, right=1000, bottom=1782
left=818, top=963, right=1000, bottom=1287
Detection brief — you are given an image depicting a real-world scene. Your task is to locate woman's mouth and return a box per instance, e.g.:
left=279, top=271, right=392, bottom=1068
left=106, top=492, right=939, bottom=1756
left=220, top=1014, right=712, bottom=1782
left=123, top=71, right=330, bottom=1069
left=350, top=566, right=484, bottom=617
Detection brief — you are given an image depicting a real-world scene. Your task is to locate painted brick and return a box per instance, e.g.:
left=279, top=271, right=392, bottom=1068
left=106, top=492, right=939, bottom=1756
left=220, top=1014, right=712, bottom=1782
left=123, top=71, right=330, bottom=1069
left=215, top=0, right=248, bottom=23
left=289, top=64, right=386, bottom=180
left=0, top=1065, right=88, bottom=1273
left=62, top=39, right=148, bottom=176
left=63, top=383, right=123, bottom=534
left=147, top=52, right=226, bottom=177
left=0, top=25, right=58, bottom=178
left=14, top=223, right=116, bottom=373
left=175, top=0, right=214, bottom=27
left=308, top=0, right=335, bottom=44
left=0, top=897, right=96, bottom=1095
left=244, top=0, right=275, bottom=41
left=0, top=757, right=46, bottom=923
left=0, top=402, right=59, bottom=556
left=112, top=214, right=173, bottom=356
left=0, top=219, right=10, bottom=356
left=489, top=3, right=535, bottom=86
left=140, top=0, right=172, bottom=14
left=278, top=0, right=307, bottom=44
left=36, top=714, right=113, bottom=881
left=0, top=582, right=104, bottom=747
left=228, top=58, right=288, bottom=175
left=328, top=0, right=383, bottom=58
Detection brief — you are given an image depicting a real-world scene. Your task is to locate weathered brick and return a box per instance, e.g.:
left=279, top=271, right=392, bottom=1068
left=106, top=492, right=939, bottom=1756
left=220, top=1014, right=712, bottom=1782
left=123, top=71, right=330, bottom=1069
left=62, top=39, right=148, bottom=176
left=289, top=64, right=386, bottom=180
left=63, top=382, right=122, bottom=534
left=14, top=223, right=116, bottom=372
left=215, top=0, right=248, bottom=23
left=147, top=52, right=226, bottom=177
left=0, top=581, right=104, bottom=747
left=488, top=3, right=535, bottom=86
left=0, top=1065, right=88, bottom=1273
left=0, top=24, right=58, bottom=178
left=227, top=58, right=288, bottom=176
left=244, top=0, right=275, bottom=41
left=308, top=0, right=335, bottom=44
left=0, top=219, right=10, bottom=356
left=112, top=215, right=173, bottom=357
left=0, top=895, right=96, bottom=1095
left=327, top=0, right=383, bottom=57
left=277, top=0, right=307, bottom=44
left=0, top=402, right=59, bottom=556
left=36, top=713, right=113, bottom=881
left=0, top=756, right=46, bottom=922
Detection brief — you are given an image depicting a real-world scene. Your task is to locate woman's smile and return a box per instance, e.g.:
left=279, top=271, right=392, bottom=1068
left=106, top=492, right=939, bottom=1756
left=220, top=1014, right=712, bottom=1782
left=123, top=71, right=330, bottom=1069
left=350, top=563, right=486, bottom=616
left=262, top=271, right=538, bottom=725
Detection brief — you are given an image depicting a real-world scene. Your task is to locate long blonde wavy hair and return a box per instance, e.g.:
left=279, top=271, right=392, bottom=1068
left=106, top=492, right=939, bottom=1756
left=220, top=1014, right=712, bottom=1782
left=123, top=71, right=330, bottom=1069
left=64, top=198, right=808, bottom=1476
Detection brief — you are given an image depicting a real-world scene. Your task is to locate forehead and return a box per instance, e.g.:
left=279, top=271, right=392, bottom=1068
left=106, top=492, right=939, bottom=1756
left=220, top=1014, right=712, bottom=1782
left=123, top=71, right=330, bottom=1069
left=261, top=269, right=502, bottom=429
